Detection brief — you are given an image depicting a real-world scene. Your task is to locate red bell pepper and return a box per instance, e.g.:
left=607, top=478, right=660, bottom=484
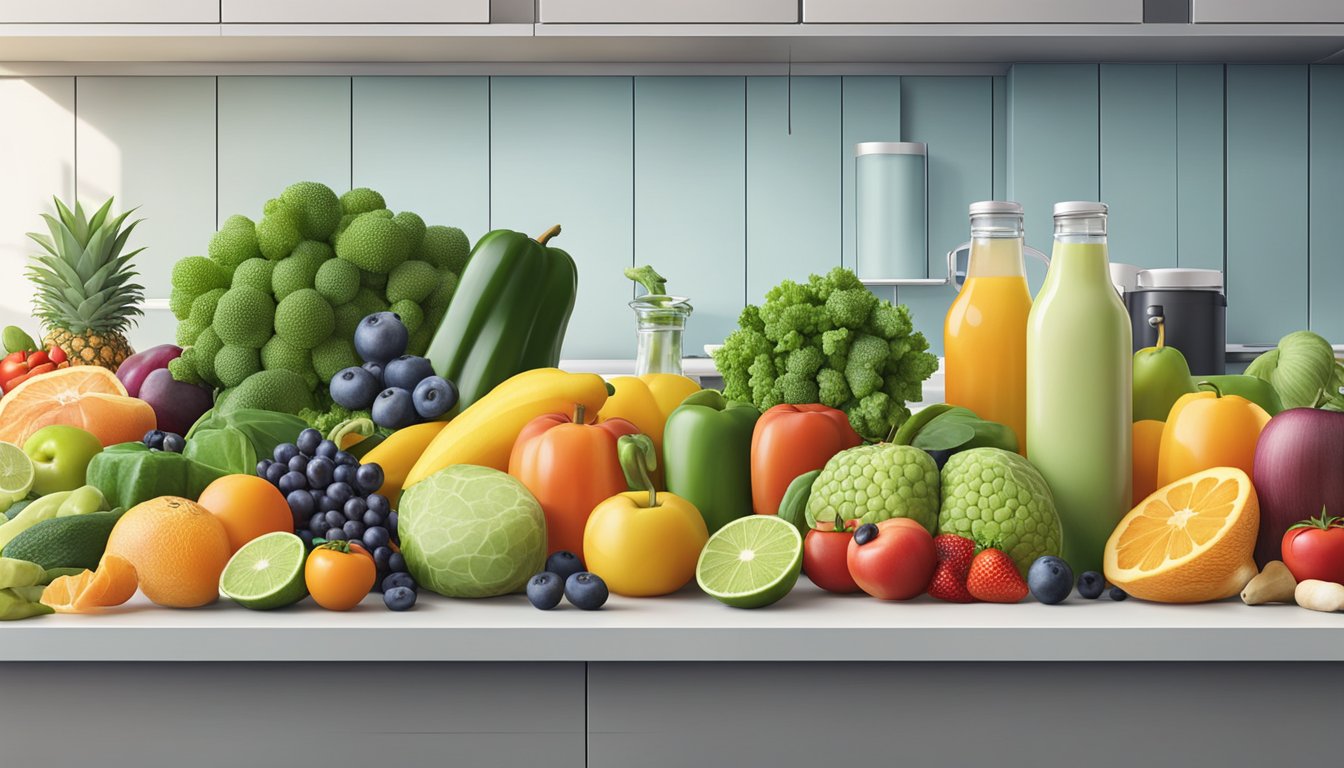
left=750, top=404, right=862, bottom=516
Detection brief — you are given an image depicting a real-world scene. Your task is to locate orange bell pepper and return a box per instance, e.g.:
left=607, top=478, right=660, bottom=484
left=1156, top=382, right=1271, bottom=488
left=597, top=373, right=700, bottom=485
left=750, top=403, right=863, bottom=516
left=1132, top=419, right=1165, bottom=503
left=508, top=404, right=641, bottom=558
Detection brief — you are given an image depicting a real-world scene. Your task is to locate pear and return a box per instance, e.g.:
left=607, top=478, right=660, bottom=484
left=1132, top=322, right=1196, bottom=422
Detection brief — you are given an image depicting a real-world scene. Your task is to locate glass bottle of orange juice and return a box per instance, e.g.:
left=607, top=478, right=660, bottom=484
left=943, top=201, right=1044, bottom=452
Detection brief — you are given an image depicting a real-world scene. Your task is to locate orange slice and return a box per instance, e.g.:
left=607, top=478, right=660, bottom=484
left=1103, top=466, right=1259, bottom=603
left=41, top=554, right=139, bottom=613
left=0, top=366, right=155, bottom=446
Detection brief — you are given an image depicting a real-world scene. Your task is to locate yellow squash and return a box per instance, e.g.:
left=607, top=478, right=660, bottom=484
left=361, top=420, right=450, bottom=500
left=597, top=374, right=700, bottom=454
left=403, top=368, right=609, bottom=488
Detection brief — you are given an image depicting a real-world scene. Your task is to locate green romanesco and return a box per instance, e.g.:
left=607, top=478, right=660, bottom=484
left=280, top=181, right=342, bottom=241
left=209, top=215, right=262, bottom=270
left=231, top=258, right=274, bottom=293
left=187, top=288, right=226, bottom=328
left=386, top=260, right=437, bottom=305
left=213, top=286, right=275, bottom=348
left=332, top=302, right=365, bottom=338
left=389, top=299, right=423, bottom=334
left=255, top=207, right=303, bottom=260
left=176, top=319, right=204, bottom=347
left=171, top=256, right=230, bottom=303
left=392, top=211, right=426, bottom=253
left=360, top=269, right=388, bottom=290
left=274, top=289, right=334, bottom=350
left=418, top=225, right=470, bottom=273
left=168, top=355, right=202, bottom=386
left=340, top=188, right=385, bottom=216
left=713, top=266, right=938, bottom=441
left=217, top=370, right=314, bottom=416
left=169, top=289, right=194, bottom=321
left=314, top=258, right=359, bottom=305
left=311, top=337, right=359, bottom=381
left=261, top=336, right=317, bottom=389
left=194, top=327, right=223, bottom=382
left=335, top=213, right=411, bottom=274
left=271, top=245, right=327, bottom=299
left=215, top=345, right=261, bottom=388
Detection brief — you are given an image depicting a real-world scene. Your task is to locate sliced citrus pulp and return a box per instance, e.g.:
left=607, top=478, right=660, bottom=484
left=0, top=366, right=155, bottom=446
left=41, top=554, right=138, bottom=613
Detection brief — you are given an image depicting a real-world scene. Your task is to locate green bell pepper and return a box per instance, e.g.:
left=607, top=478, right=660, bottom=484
left=425, top=225, right=578, bottom=411
left=1196, top=375, right=1284, bottom=416
left=87, top=443, right=226, bottom=510
left=663, top=390, right=760, bottom=534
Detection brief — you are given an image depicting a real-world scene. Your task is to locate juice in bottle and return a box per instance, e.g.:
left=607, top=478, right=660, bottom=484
left=944, top=201, right=1034, bottom=451
left=1026, top=202, right=1132, bottom=575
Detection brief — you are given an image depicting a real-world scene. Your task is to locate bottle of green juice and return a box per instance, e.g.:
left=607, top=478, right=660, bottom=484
left=1026, top=202, right=1132, bottom=575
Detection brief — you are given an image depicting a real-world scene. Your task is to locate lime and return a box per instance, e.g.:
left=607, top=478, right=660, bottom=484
left=0, top=442, right=35, bottom=506
left=219, top=531, right=308, bottom=610
left=696, top=515, right=803, bottom=609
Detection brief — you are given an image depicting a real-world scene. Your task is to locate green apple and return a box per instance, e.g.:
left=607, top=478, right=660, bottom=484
left=1133, top=340, right=1196, bottom=422
left=22, top=425, right=104, bottom=496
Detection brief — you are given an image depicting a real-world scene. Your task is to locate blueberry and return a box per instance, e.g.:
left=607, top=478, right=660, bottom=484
left=264, top=463, right=287, bottom=486
left=367, top=494, right=390, bottom=517
left=384, top=586, right=417, bottom=611
left=143, top=429, right=165, bottom=449
left=412, top=376, right=458, bottom=420
left=1109, top=587, right=1129, bottom=602
left=383, top=355, right=436, bottom=392
left=342, top=520, right=366, bottom=539
left=353, top=311, right=409, bottom=366
left=310, top=513, right=329, bottom=535
left=326, top=482, right=354, bottom=505
left=362, top=509, right=384, bottom=528
left=853, top=523, right=878, bottom=546
left=334, top=451, right=357, bottom=467
left=287, top=454, right=309, bottom=474
left=363, top=525, right=390, bottom=551
left=296, top=428, right=323, bottom=456
left=387, top=510, right=398, bottom=539
left=162, top=433, right=185, bottom=453
left=1027, top=556, right=1075, bottom=605
left=256, top=459, right=273, bottom=477
left=388, top=552, right=406, bottom=573
left=274, top=443, right=299, bottom=464
left=355, top=464, right=385, bottom=495
left=382, top=572, right=416, bottom=592
left=329, top=366, right=381, bottom=410
left=545, top=551, right=585, bottom=582
left=1077, top=571, right=1105, bottom=599
left=564, top=572, right=609, bottom=611
left=325, top=528, right=347, bottom=542
left=315, top=440, right=338, bottom=460
left=278, top=471, right=308, bottom=495
left=371, top=387, right=418, bottom=430
left=305, top=456, right=334, bottom=489
left=332, top=463, right=356, bottom=486
left=287, top=489, right=316, bottom=519
left=297, top=529, right=314, bottom=548
left=527, top=572, right=565, bottom=610
left=324, top=509, right=346, bottom=530
left=373, top=546, right=393, bottom=572
left=361, top=361, right=384, bottom=383
left=343, top=497, right=367, bottom=522
left=318, top=493, right=342, bottom=513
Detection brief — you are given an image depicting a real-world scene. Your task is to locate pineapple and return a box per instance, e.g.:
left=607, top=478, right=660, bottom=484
left=26, top=197, right=145, bottom=370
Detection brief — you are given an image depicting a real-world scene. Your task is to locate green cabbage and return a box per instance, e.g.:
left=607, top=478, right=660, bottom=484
left=1245, top=331, right=1343, bottom=409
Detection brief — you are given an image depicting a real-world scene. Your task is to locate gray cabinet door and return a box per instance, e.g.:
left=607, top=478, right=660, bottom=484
left=0, top=1, right=217, bottom=22
left=222, top=0, right=490, bottom=23
left=804, top=0, right=1143, bottom=23
left=539, top=0, right=799, bottom=23
left=1193, top=0, right=1344, bottom=22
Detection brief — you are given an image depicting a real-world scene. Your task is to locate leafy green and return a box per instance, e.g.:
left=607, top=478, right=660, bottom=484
left=1246, top=330, right=1343, bottom=410
left=87, top=443, right=226, bottom=509
left=184, top=408, right=309, bottom=474
left=909, top=407, right=1018, bottom=454
left=712, top=267, right=939, bottom=441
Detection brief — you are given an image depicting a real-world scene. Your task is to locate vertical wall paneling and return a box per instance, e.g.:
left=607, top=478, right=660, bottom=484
left=1175, top=64, right=1226, bottom=272
left=1007, top=64, right=1101, bottom=288
left=490, top=77, right=634, bottom=359
left=0, top=78, right=75, bottom=336
left=1225, top=65, right=1309, bottom=344
left=217, top=77, right=353, bottom=226
left=898, top=76, right=995, bottom=356
left=992, top=75, right=1008, bottom=202
left=745, top=76, right=842, bottom=303
left=351, top=77, right=490, bottom=244
left=633, top=77, right=746, bottom=352
left=1101, top=64, right=1178, bottom=269
left=1309, top=65, right=1344, bottom=340
left=76, top=77, right=216, bottom=352
left=839, top=76, right=901, bottom=270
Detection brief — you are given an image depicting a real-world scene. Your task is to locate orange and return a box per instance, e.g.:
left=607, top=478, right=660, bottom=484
left=42, top=554, right=139, bottom=613
left=104, top=496, right=232, bottom=608
left=1132, top=419, right=1165, bottom=503
left=0, top=366, right=156, bottom=446
left=198, top=474, right=294, bottom=552
left=1103, top=466, right=1259, bottom=603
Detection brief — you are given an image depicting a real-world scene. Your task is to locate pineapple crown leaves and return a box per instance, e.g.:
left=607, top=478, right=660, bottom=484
left=25, top=196, right=146, bottom=335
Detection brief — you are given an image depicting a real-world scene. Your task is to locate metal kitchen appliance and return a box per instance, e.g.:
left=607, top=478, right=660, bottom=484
left=1123, top=268, right=1227, bottom=375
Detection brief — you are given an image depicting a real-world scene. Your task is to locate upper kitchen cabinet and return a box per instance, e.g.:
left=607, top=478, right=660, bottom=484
left=804, top=0, right=1141, bottom=23
left=1193, top=1, right=1344, bottom=23
left=0, top=0, right=217, bottom=22
left=222, top=0, right=489, bottom=23
left=539, top=0, right=798, bottom=24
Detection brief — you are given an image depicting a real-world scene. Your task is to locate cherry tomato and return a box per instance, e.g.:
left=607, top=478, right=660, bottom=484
left=47, top=346, right=67, bottom=364
left=846, top=518, right=936, bottom=600
left=26, top=350, right=48, bottom=367
left=1282, top=512, right=1344, bottom=585
left=305, top=541, right=377, bottom=611
left=803, top=518, right=860, bottom=594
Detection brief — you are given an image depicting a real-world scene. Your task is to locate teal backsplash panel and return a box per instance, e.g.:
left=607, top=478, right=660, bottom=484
left=5, top=66, right=1343, bottom=358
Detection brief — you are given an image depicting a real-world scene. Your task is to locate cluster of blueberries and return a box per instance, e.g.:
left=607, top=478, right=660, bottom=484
left=331, top=312, right=458, bottom=430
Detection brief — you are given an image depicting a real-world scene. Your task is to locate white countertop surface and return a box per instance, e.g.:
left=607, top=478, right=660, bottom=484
left=4, top=579, right=1338, bottom=663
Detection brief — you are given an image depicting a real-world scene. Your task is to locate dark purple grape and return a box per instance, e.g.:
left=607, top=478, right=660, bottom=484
left=305, top=456, right=334, bottom=489
left=383, top=586, right=416, bottom=611
left=310, top=513, right=328, bottom=534
left=273, top=443, right=299, bottom=464
left=388, top=552, right=406, bottom=573
left=287, top=454, right=308, bottom=474
left=334, top=451, right=357, bottom=467
left=332, top=464, right=356, bottom=486
left=324, top=510, right=345, bottom=530
left=343, top=497, right=367, bottom=522
left=324, top=528, right=347, bottom=541
left=326, top=482, right=354, bottom=504
left=342, top=520, right=366, bottom=539
left=382, top=572, right=416, bottom=592
left=296, top=428, right=322, bottom=456
left=318, top=494, right=341, bottom=513
left=278, top=471, right=308, bottom=495
left=297, top=530, right=314, bottom=547
left=287, top=489, right=315, bottom=519
left=255, top=459, right=272, bottom=477
left=388, top=511, right=398, bottom=539
left=363, top=526, right=390, bottom=550
left=355, top=463, right=384, bottom=495
left=362, top=509, right=384, bottom=528
left=315, top=440, right=338, bottom=459
left=366, top=494, right=390, bottom=516
left=264, top=463, right=286, bottom=486
left=373, top=546, right=392, bottom=571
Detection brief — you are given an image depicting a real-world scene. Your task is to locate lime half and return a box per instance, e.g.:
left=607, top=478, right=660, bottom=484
left=696, top=515, right=803, bottom=609
left=0, top=441, right=35, bottom=506
left=219, top=531, right=308, bottom=610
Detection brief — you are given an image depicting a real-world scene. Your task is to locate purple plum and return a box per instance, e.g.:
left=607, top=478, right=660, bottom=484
left=138, top=368, right=212, bottom=435
left=115, top=344, right=182, bottom=398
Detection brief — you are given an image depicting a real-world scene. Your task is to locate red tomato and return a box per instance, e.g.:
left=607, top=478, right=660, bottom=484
left=846, top=518, right=936, bottom=600
left=803, top=519, right=860, bottom=594
left=26, top=350, right=48, bottom=367
left=47, top=346, right=67, bottom=365
left=1282, top=512, right=1344, bottom=585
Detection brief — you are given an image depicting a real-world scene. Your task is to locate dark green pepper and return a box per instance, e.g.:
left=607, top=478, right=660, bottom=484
left=1196, top=375, right=1284, bottom=416
left=426, top=225, right=577, bottom=411
left=663, top=390, right=760, bottom=534
left=87, top=443, right=226, bottom=510
left=776, top=470, right=820, bottom=537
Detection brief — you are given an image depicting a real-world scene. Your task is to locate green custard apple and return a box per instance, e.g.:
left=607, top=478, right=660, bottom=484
left=938, top=447, right=1063, bottom=576
left=805, top=444, right=940, bottom=532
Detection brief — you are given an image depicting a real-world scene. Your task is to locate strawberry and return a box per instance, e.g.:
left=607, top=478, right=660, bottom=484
left=966, top=547, right=1028, bottom=603
left=928, top=534, right=976, bottom=603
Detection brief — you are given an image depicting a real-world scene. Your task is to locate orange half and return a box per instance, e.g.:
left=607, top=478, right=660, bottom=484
left=0, top=366, right=155, bottom=446
left=41, top=554, right=139, bottom=613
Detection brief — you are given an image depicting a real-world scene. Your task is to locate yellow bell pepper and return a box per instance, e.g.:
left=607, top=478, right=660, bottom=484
left=598, top=373, right=699, bottom=456
left=403, top=368, right=609, bottom=488
left=1156, top=382, right=1271, bottom=487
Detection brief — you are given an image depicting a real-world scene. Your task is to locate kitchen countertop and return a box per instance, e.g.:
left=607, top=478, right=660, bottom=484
left=6, top=580, right=1339, bottom=663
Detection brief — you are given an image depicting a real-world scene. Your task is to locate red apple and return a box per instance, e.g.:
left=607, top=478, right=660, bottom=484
left=1252, top=408, right=1344, bottom=566
left=846, top=517, right=936, bottom=600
